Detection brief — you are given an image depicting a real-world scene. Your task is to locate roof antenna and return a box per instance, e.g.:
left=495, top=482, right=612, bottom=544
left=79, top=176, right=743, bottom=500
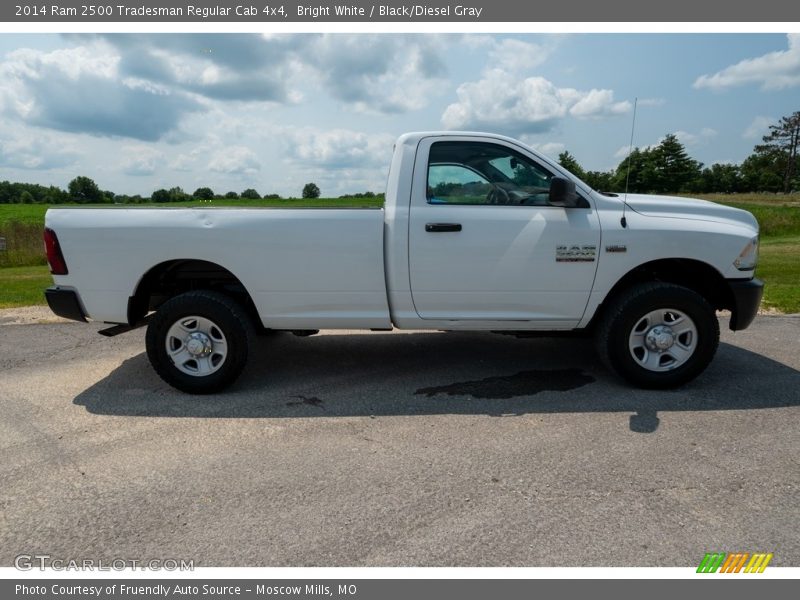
left=621, top=97, right=638, bottom=229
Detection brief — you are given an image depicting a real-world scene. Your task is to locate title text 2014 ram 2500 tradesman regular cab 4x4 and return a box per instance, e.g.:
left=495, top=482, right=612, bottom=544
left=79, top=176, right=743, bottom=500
left=43, top=132, right=763, bottom=394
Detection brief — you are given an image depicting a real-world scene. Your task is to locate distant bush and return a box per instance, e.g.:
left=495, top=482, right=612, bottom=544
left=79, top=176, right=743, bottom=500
left=68, top=176, right=106, bottom=204
left=151, top=189, right=171, bottom=203
left=0, top=181, right=69, bottom=204
left=302, top=183, right=320, bottom=199
left=193, top=187, right=215, bottom=200
left=339, top=191, right=381, bottom=199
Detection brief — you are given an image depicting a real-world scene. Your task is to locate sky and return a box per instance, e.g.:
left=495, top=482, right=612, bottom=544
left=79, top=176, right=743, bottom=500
left=0, top=33, right=798, bottom=197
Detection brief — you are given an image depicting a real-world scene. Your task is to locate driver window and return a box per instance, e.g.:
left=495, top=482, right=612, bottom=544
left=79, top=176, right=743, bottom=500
left=427, top=141, right=555, bottom=206
left=428, top=165, right=492, bottom=204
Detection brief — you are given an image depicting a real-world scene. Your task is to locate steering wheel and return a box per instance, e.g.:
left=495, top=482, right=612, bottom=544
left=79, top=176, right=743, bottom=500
left=486, top=185, right=511, bottom=205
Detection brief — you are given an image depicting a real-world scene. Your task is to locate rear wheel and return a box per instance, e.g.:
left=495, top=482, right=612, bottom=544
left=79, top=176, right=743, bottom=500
left=146, top=290, right=254, bottom=394
left=595, top=283, right=719, bottom=388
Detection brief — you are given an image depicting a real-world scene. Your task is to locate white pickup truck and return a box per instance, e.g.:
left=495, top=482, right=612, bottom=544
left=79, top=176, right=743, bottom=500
left=44, top=132, right=763, bottom=393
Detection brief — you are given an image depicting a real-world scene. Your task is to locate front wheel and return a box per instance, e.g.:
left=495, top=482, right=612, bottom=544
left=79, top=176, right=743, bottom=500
left=146, top=291, right=254, bottom=394
left=595, top=283, right=720, bottom=389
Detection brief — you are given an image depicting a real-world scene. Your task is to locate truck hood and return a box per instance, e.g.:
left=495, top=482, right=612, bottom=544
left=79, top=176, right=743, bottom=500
left=624, top=193, right=759, bottom=232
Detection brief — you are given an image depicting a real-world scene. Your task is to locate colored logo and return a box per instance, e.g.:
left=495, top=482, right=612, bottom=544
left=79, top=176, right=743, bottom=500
left=697, top=552, right=773, bottom=573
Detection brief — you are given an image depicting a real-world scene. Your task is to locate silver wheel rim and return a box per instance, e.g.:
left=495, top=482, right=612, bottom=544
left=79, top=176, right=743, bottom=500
left=628, top=308, right=698, bottom=372
left=165, top=315, right=228, bottom=377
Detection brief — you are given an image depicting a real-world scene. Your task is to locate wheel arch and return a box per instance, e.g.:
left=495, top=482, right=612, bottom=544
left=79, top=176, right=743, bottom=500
left=128, top=259, right=259, bottom=326
left=588, top=258, right=734, bottom=329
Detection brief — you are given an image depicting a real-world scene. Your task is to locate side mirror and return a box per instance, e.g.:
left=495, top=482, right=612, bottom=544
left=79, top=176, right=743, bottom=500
left=548, top=176, right=579, bottom=208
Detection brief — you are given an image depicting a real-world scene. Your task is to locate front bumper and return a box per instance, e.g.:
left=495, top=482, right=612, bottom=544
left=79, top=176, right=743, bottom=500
left=45, top=287, right=87, bottom=322
left=727, top=278, right=764, bottom=331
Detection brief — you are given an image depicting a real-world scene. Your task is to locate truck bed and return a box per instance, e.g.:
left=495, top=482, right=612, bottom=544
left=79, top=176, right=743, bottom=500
left=46, top=207, right=392, bottom=328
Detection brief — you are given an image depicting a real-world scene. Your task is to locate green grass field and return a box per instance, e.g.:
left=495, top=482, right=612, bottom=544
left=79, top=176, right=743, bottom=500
left=0, top=265, right=52, bottom=308
left=0, top=203, right=49, bottom=227
left=692, top=193, right=800, bottom=206
left=1, top=195, right=797, bottom=312
left=758, top=236, right=800, bottom=313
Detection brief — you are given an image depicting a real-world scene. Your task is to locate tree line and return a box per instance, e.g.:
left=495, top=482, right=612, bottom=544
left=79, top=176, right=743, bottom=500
left=558, top=111, right=800, bottom=195
left=0, top=177, right=385, bottom=205
left=0, top=178, right=290, bottom=205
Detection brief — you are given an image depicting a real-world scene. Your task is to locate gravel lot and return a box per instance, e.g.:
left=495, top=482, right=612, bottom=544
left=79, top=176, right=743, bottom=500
left=1, top=310, right=798, bottom=566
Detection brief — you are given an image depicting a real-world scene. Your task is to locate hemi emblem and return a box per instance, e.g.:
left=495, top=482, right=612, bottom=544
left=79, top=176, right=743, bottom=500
left=556, top=245, right=596, bottom=262
left=605, top=244, right=627, bottom=253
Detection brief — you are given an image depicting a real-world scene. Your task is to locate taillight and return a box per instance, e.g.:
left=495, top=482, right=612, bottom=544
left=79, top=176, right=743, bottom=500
left=43, top=227, right=68, bottom=275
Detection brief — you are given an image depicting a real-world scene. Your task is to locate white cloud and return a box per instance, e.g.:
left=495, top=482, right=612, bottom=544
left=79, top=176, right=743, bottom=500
left=120, top=145, right=164, bottom=176
left=441, top=70, right=630, bottom=133
left=105, top=35, right=303, bottom=104
left=441, top=34, right=628, bottom=132
left=207, top=146, right=261, bottom=174
left=674, top=128, right=717, bottom=146
left=278, top=128, right=395, bottom=197
left=0, top=43, right=116, bottom=120
left=742, top=115, right=774, bottom=140
left=169, top=154, right=195, bottom=172
left=0, top=34, right=452, bottom=151
left=569, top=89, right=631, bottom=119
left=4, top=44, right=118, bottom=82
left=0, top=127, right=80, bottom=170
left=519, top=138, right=566, bottom=157
left=614, top=127, right=717, bottom=159
left=304, top=35, right=449, bottom=114
left=460, top=34, right=495, bottom=49
left=283, top=128, right=395, bottom=168
left=0, top=41, right=200, bottom=141
left=165, top=136, right=217, bottom=171
left=488, top=39, right=551, bottom=73
left=694, top=33, right=800, bottom=90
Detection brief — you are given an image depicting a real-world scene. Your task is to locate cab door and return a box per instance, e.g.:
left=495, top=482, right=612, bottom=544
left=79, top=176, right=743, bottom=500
left=408, top=137, right=600, bottom=326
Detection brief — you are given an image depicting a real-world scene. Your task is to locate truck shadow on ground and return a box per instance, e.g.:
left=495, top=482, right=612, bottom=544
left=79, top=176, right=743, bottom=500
left=73, top=331, right=800, bottom=433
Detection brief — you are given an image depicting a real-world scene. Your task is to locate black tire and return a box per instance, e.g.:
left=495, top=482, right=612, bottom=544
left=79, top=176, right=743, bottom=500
left=145, top=290, right=254, bottom=394
left=594, top=282, right=719, bottom=389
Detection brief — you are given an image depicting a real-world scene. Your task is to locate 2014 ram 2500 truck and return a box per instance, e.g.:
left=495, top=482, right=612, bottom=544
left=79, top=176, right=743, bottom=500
left=44, top=132, right=763, bottom=393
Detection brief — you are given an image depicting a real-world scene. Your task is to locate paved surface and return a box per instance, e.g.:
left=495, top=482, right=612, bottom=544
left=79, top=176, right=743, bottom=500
left=1, top=312, right=798, bottom=567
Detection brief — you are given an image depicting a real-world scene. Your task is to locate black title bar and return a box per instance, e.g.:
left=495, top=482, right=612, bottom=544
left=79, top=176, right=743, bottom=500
left=5, top=0, right=800, bottom=22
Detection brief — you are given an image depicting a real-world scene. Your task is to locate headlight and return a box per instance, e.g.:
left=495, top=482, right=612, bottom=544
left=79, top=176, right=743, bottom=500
left=733, top=236, right=759, bottom=271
